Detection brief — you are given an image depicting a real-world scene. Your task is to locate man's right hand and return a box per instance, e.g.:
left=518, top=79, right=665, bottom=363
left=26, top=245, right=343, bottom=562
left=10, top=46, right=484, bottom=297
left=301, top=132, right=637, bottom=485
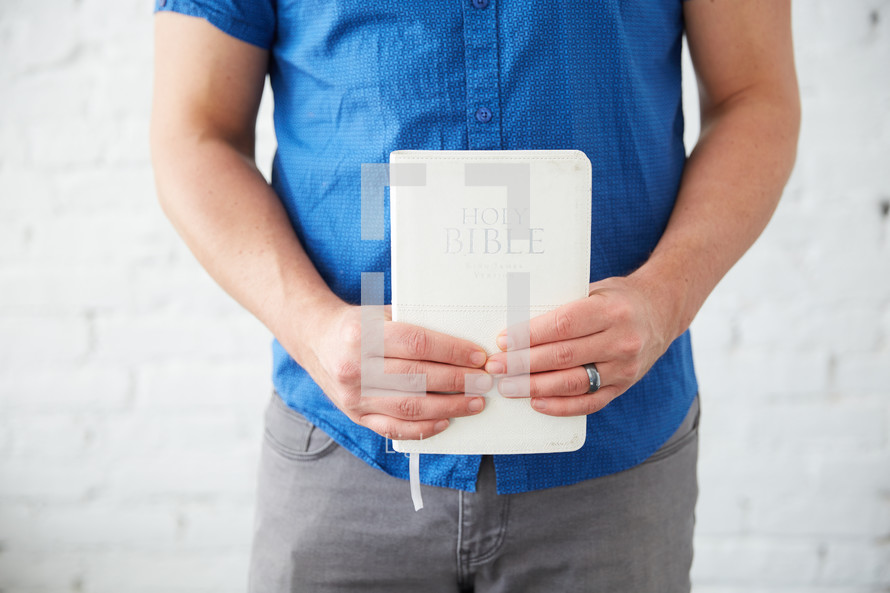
left=283, top=303, right=490, bottom=441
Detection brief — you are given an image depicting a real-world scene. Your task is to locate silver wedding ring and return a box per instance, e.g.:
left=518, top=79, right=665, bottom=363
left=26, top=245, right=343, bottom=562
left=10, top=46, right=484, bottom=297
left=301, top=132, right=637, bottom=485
left=583, top=363, right=601, bottom=394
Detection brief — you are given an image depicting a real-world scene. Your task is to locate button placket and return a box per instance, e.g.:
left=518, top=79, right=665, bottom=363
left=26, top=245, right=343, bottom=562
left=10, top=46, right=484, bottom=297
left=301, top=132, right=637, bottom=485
left=463, top=0, right=502, bottom=150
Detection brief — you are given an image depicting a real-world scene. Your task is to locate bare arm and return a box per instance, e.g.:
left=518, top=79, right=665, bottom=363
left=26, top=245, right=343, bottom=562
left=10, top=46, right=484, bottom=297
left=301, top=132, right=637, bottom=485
left=151, top=13, right=338, bottom=341
left=486, top=0, right=800, bottom=414
left=635, top=0, right=801, bottom=340
left=151, top=13, right=489, bottom=438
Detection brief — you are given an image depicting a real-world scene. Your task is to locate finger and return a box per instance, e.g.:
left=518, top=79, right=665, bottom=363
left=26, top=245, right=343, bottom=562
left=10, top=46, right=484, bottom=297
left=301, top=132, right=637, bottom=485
left=384, top=322, right=488, bottom=368
left=358, top=414, right=452, bottom=441
left=487, top=332, right=606, bottom=375
left=358, top=359, right=491, bottom=394
left=497, top=296, right=608, bottom=350
left=357, top=392, right=486, bottom=422
left=377, top=358, right=493, bottom=394
left=498, top=367, right=591, bottom=399
left=528, top=386, right=619, bottom=417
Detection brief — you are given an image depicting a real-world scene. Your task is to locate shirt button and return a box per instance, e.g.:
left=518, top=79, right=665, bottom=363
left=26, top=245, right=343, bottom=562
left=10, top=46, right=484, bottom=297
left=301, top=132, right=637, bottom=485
left=475, top=106, right=492, bottom=123
left=472, top=0, right=489, bottom=8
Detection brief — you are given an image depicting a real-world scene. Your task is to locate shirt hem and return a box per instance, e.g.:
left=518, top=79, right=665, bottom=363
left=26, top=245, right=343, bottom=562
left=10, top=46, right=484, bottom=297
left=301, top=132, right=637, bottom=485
left=154, top=0, right=274, bottom=50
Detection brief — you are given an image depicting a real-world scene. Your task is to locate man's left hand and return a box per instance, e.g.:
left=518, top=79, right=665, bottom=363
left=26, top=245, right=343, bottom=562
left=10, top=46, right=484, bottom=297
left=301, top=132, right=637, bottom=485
left=484, top=275, right=675, bottom=416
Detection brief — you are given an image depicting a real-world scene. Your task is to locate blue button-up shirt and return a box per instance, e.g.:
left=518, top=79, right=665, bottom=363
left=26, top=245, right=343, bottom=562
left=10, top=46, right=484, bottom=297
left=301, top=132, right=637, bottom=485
left=157, top=0, right=698, bottom=494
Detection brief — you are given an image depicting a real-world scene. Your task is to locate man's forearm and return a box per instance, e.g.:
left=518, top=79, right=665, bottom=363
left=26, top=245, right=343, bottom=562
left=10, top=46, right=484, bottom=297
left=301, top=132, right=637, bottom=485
left=629, top=86, right=801, bottom=343
left=151, top=132, right=344, bottom=351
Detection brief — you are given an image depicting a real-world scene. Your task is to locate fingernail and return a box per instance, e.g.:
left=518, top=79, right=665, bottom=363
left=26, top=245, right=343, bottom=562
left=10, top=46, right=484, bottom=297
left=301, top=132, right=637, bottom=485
left=470, top=351, right=487, bottom=367
left=496, top=334, right=512, bottom=351
left=499, top=379, right=517, bottom=396
left=469, top=374, right=492, bottom=392
left=468, top=398, right=484, bottom=412
left=485, top=360, right=505, bottom=375
left=531, top=398, right=548, bottom=410
left=434, top=420, right=449, bottom=432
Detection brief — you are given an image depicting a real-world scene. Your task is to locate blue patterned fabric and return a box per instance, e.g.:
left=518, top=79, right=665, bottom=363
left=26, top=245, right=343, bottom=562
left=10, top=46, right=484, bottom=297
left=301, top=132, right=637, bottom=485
left=156, top=0, right=698, bottom=494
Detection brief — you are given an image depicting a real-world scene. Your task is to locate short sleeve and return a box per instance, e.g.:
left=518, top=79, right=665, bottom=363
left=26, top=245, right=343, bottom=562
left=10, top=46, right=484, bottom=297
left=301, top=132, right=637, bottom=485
left=154, top=0, right=276, bottom=50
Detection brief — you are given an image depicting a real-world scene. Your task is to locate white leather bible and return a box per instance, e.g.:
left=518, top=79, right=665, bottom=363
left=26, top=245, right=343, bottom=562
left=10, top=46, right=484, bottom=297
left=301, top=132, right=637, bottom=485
left=389, top=149, right=592, bottom=455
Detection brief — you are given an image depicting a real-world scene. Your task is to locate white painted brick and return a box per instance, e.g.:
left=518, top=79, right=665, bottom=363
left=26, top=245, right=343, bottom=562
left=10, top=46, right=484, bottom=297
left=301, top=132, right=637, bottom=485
left=759, top=193, right=821, bottom=252
left=0, top=365, right=131, bottom=411
left=50, top=167, right=157, bottom=216
left=0, top=416, right=13, bottom=457
left=697, top=399, right=752, bottom=450
left=690, top=299, right=737, bottom=353
left=711, top=449, right=815, bottom=498
left=0, top=315, right=90, bottom=365
left=0, top=459, right=107, bottom=503
left=801, top=191, right=888, bottom=259
left=0, top=550, right=86, bottom=591
left=78, top=0, right=156, bottom=62
left=0, top=221, right=29, bottom=263
left=25, top=116, right=108, bottom=168
left=727, top=447, right=890, bottom=539
left=102, top=115, right=151, bottom=166
left=747, top=401, right=887, bottom=455
left=834, top=346, right=890, bottom=396
left=813, top=452, right=890, bottom=501
left=0, top=4, right=82, bottom=77
left=50, top=166, right=156, bottom=208
left=882, top=303, right=890, bottom=348
left=0, top=503, right=177, bottom=550
left=696, top=404, right=764, bottom=537
left=87, top=61, right=154, bottom=121
left=129, top=261, right=255, bottom=316
left=692, top=536, right=821, bottom=586
left=134, top=360, right=270, bottom=410
left=708, top=239, right=810, bottom=306
left=121, top=326, right=261, bottom=370
left=747, top=483, right=889, bottom=539
left=28, top=211, right=177, bottom=265
left=733, top=302, right=821, bottom=351
left=0, top=265, right=131, bottom=314
left=0, top=167, right=54, bottom=217
left=694, top=483, right=747, bottom=537
left=697, top=348, right=832, bottom=401
left=681, top=38, right=701, bottom=154
left=7, top=413, right=100, bottom=460
left=108, top=450, right=258, bottom=501
left=820, top=305, right=886, bottom=354
left=834, top=351, right=890, bottom=395
left=702, top=446, right=879, bottom=544
left=4, top=66, right=94, bottom=121
left=818, top=539, right=890, bottom=587
left=174, top=502, right=255, bottom=549
left=84, top=550, right=250, bottom=593
left=98, top=411, right=262, bottom=461
left=92, top=312, right=269, bottom=365
left=0, top=120, right=27, bottom=170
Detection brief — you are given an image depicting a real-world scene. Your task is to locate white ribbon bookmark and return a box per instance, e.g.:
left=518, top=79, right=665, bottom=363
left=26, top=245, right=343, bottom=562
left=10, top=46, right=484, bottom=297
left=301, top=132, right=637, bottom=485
left=409, top=452, right=424, bottom=511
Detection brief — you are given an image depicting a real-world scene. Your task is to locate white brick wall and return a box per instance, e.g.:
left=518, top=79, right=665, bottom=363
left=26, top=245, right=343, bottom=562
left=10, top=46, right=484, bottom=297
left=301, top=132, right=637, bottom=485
left=0, top=0, right=887, bottom=591
left=684, top=2, right=890, bottom=590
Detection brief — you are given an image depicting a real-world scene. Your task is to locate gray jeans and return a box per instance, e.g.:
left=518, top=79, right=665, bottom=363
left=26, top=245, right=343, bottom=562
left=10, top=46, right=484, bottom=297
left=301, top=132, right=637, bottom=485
left=248, top=393, right=700, bottom=593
